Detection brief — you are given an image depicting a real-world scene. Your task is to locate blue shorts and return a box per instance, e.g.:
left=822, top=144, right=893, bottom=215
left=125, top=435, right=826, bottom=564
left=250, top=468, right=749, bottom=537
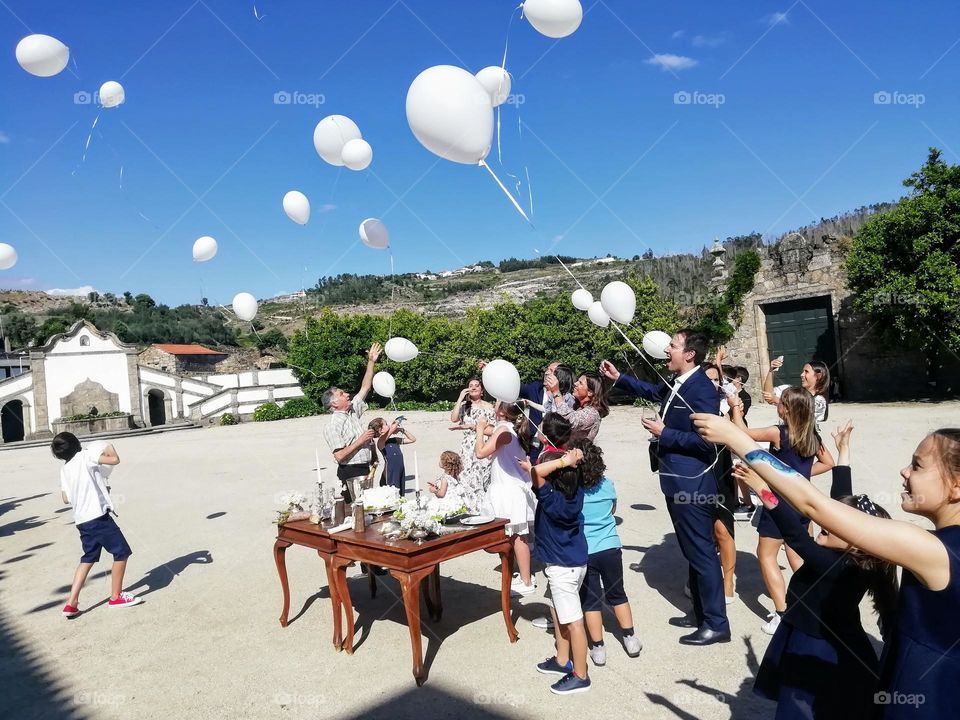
left=77, top=513, right=132, bottom=563
left=579, top=547, right=628, bottom=611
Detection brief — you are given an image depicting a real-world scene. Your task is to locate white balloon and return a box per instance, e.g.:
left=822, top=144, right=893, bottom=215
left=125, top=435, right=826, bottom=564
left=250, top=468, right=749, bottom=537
left=16, top=34, right=70, bottom=77
left=341, top=138, right=372, bottom=171
left=571, top=288, right=593, bottom=311
left=232, top=292, right=258, bottom=322
left=384, top=337, right=419, bottom=363
left=192, top=236, right=218, bottom=262
left=359, top=218, right=389, bottom=250
left=372, top=371, right=396, bottom=398
left=0, top=243, right=18, bottom=270
left=774, top=384, right=791, bottom=399
left=587, top=301, right=610, bottom=328
left=482, top=359, right=521, bottom=404
left=600, top=280, right=636, bottom=324
left=523, top=0, right=583, bottom=38
left=642, top=331, right=671, bottom=360
left=282, top=191, right=310, bottom=225
left=313, top=115, right=362, bottom=167
left=99, top=81, right=125, bottom=109
left=475, top=66, right=511, bottom=107
left=406, top=65, right=494, bottom=165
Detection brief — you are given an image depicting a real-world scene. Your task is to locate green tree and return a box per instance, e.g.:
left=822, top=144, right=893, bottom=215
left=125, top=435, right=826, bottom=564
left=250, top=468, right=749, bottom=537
left=134, top=293, right=156, bottom=309
left=846, top=148, right=960, bottom=392
left=37, top=317, right=69, bottom=343
left=256, top=328, right=289, bottom=351
left=0, top=309, right=38, bottom=349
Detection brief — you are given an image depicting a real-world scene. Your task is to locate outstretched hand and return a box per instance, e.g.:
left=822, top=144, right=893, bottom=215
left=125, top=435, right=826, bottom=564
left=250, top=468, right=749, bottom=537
left=599, top=360, right=620, bottom=381
left=831, top=420, right=854, bottom=453
left=690, top=412, right=747, bottom=451
left=367, top=342, right=382, bottom=363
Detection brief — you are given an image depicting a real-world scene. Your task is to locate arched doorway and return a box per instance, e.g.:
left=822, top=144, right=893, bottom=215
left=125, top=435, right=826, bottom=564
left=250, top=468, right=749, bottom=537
left=1, top=400, right=25, bottom=443
left=147, top=390, right=166, bottom=426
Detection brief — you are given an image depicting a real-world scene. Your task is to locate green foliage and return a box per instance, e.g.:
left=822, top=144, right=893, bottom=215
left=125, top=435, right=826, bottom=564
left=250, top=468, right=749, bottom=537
left=37, top=317, right=70, bottom=343
left=61, top=411, right=128, bottom=422
left=497, top=255, right=579, bottom=273
left=280, top=396, right=319, bottom=419
left=219, top=413, right=237, bottom=426
left=846, top=148, right=960, bottom=356
left=371, top=400, right=455, bottom=411
left=694, top=250, right=761, bottom=344
left=256, top=328, right=289, bottom=351
left=288, top=277, right=681, bottom=404
left=0, top=308, right=38, bottom=349
left=253, top=402, right=282, bottom=422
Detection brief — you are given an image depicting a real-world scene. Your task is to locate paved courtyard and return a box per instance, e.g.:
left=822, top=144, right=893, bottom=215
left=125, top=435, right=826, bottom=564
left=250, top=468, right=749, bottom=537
left=2, top=401, right=957, bottom=719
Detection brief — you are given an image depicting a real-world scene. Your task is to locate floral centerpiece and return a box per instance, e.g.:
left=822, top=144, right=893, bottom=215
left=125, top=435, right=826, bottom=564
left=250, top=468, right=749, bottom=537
left=386, top=494, right=469, bottom=540
left=275, top=491, right=311, bottom=525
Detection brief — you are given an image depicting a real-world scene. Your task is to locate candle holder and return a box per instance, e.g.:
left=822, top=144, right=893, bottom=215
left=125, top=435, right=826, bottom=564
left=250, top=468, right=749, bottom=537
left=409, top=527, right=428, bottom=545
left=414, top=490, right=424, bottom=509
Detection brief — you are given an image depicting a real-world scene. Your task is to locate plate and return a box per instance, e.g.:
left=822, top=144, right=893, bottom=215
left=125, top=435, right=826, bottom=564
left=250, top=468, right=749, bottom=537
left=460, top=515, right=495, bottom=526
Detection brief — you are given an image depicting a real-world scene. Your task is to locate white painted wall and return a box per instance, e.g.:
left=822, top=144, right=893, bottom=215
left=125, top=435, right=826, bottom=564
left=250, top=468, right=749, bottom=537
left=257, top=369, right=297, bottom=385
left=182, top=379, right=215, bottom=395
left=140, top=368, right=176, bottom=388
left=0, top=372, right=33, bottom=402
left=44, top=331, right=132, bottom=423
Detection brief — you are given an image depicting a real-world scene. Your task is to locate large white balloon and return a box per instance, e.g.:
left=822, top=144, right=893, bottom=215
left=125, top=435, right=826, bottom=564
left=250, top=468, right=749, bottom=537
left=313, top=115, right=362, bottom=167
left=282, top=191, right=310, bottom=225
left=600, top=280, right=636, bottom=325
left=406, top=65, right=494, bottom=165
left=523, top=0, right=583, bottom=38
left=372, top=371, right=396, bottom=398
left=99, top=81, right=125, bottom=109
left=16, top=34, right=70, bottom=77
left=475, top=66, right=512, bottom=107
left=571, top=288, right=593, bottom=311
left=384, top=337, right=419, bottom=363
left=359, top=218, right=389, bottom=250
left=341, top=138, right=372, bottom=171
left=482, top=359, right=521, bottom=404
left=192, top=236, right=218, bottom=262
left=232, top=292, right=258, bottom=322
left=587, top=301, right=610, bottom=328
left=642, top=331, right=671, bottom=360
left=0, top=243, right=18, bottom=270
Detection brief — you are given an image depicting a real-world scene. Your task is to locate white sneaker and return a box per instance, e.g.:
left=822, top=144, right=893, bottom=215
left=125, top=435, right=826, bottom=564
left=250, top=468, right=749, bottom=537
left=510, top=576, right=537, bottom=597
left=622, top=634, right=642, bottom=657
left=589, top=644, right=606, bottom=666
left=532, top=615, right=554, bottom=629
left=761, top=612, right=781, bottom=635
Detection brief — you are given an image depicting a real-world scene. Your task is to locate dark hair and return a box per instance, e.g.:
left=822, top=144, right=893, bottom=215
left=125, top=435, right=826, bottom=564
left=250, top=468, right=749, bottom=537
left=571, top=439, right=606, bottom=489
left=51, top=432, right=82, bottom=462
left=578, top=372, right=610, bottom=418
left=734, top=366, right=750, bottom=383
left=806, top=360, right=831, bottom=401
left=552, top=364, right=575, bottom=396
left=676, top=328, right=709, bottom=365
left=368, top=418, right=386, bottom=434
left=541, top=413, right=572, bottom=449
left=499, top=402, right=530, bottom=453
left=701, top=362, right=720, bottom=378
left=836, top=495, right=899, bottom=639
left=461, top=376, right=484, bottom=419
left=778, top=387, right=820, bottom=458
left=538, top=450, right=579, bottom=500
left=931, top=428, right=960, bottom=491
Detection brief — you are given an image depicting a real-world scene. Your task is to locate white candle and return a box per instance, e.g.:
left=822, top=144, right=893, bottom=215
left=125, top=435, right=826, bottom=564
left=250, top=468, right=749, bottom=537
left=315, top=449, right=322, bottom=489
left=414, top=451, right=420, bottom=494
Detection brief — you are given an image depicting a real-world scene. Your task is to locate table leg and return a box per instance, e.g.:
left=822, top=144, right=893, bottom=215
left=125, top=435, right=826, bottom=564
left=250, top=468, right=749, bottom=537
left=368, top=567, right=378, bottom=599
left=423, top=564, right=442, bottom=621
left=487, top=543, right=519, bottom=643
left=319, top=550, right=341, bottom=651
left=391, top=566, right=435, bottom=686
left=273, top=539, right=292, bottom=627
left=331, top=556, right=355, bottom=653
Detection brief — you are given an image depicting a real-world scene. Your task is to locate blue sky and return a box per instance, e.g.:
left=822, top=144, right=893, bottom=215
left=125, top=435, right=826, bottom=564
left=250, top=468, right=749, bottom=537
left=1, top=0, right=959, bottom=306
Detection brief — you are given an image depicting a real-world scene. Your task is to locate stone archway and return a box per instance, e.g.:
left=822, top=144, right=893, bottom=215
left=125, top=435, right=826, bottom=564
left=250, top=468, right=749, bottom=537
left=147, top=389, right=167, bottom=426
left=1, top=399, right=26, bottom=443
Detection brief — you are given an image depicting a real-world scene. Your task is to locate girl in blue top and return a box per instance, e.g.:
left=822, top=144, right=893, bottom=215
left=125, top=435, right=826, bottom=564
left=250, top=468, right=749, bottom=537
left=579, top=446, right=642, bottom=665
left=694, top=415, right=960, bottom=719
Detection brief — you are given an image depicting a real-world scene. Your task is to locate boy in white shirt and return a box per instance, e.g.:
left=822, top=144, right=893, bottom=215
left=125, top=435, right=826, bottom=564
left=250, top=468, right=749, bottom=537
left=53, top=432, right=141, bottom=617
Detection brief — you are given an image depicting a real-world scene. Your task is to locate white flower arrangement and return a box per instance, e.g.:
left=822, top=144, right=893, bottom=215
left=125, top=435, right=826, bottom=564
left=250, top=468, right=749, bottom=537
left=275, top=490, right=309, bottom=525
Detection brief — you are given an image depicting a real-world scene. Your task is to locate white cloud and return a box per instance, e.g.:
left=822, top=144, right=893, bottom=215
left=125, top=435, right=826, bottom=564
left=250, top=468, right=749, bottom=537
left=766, top=12, right=789, bottom=27
left=317, top=203, right=337, bottom=213
left=644, top=54, right=699, bottom=72
left=45, top=285, right=98, bottom=297
left=552, top=234, right=565, bottom=243
left=691, top=33, right=729, bottom=48
left=0, top=130, right=10, bottom=144
left=671, top=29, right=685, bottom=39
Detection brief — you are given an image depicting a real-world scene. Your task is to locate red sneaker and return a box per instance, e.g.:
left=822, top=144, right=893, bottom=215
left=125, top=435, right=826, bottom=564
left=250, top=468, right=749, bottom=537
left=62, top=604, right=80, bottom=618
left=107, top=592, right=142, bottom=609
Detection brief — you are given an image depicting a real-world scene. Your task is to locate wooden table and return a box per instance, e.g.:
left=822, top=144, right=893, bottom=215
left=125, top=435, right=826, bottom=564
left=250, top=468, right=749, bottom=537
left=273, top=518, right=519, bottom=685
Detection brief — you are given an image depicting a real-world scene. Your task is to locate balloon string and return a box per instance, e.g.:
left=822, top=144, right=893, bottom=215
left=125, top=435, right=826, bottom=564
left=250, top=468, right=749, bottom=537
left=478, top=159, right=532, bottom=224
left=496, top=105, right=503, bottom=165
left=525, top=166, right=534, bottom=219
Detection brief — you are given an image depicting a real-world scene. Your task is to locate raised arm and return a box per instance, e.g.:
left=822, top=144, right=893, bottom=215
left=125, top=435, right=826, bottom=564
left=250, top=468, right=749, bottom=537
left=98, top=444, right=120, bottom=466
left=693, top=413, right=951, bottom=590
left=529, top=449, right=582, bottom=489
left=399, top=427, right=416, bottom=444
left=728, top=401, right=779, bottom=443
left=600, top=360, right=664, bottom=403
left=450, top=388, right=469, bottom=422
left=355, top=342, right=382, bottom=403
left=761, top=357, right=780, bottom=405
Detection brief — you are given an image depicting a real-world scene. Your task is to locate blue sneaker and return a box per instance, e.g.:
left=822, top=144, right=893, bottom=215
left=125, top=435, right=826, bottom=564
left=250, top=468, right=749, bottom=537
left=536, top=656, right=573, bottom=676
left=550, top=672, right=592, bottom=695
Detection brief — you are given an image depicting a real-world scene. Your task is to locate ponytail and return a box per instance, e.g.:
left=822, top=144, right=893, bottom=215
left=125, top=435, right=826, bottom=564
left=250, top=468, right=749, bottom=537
left=500, top=402, right=531, bottom=453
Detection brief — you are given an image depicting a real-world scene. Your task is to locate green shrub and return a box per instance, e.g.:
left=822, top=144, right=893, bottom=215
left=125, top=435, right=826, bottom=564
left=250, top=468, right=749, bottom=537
left=280, top=396, right=319, bottom=419
left=219, top=413, right=237, bottom=426
left=253, top=402, right=282, bottom=422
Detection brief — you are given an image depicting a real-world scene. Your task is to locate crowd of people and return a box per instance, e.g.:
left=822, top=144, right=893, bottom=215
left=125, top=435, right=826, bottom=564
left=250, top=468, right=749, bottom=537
left=49, top=329, right=959, bottom=712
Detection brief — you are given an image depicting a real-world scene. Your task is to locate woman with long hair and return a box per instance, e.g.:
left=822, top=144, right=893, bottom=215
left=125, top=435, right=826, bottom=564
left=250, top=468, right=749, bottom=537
left=547, top=371, right=610, bottom=443
left=449, top=377, right=496, bottom=514
left=763, top=358, right=831, bottom=425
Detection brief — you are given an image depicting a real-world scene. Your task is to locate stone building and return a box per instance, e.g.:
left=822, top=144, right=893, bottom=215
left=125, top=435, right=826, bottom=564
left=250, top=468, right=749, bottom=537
left=0, top=321, right=304, bottom=444
left=722, top=234, right=959, bottom=402
left=139, top=344, right=229, bottom=374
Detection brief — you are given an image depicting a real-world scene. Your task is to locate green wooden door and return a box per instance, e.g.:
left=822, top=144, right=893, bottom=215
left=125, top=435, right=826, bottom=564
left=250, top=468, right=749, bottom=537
left=763, top=296, right=837, bottom=389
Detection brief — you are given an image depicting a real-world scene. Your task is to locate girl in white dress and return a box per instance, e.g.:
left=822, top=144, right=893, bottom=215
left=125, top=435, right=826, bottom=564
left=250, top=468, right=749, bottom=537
left=475, top=402, right=538, bottom=596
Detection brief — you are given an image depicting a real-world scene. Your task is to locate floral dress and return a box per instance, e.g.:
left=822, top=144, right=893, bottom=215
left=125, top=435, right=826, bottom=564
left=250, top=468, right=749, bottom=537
left=455, top=405, right=497, bottom=514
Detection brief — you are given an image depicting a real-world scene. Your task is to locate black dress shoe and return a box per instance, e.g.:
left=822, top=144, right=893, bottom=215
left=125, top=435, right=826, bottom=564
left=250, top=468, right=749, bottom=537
left=679, top=627, right=731, bottom=646
left=668, top=616, right=697, bottom=629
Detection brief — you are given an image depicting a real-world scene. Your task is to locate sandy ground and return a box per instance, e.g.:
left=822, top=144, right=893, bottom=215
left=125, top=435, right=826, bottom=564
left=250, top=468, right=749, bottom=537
left=2, top=401, right=957, bottom=720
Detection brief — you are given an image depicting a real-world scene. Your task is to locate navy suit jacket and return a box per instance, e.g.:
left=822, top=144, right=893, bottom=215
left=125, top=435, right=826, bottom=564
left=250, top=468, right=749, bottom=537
left=519, top=380, right=545, bottom=437
left=615, top=367, right=720, bottom=498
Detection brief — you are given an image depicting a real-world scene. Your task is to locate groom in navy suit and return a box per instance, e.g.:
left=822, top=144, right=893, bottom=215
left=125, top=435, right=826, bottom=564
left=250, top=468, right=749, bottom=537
left=600, top=329, right=730, bottom=645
